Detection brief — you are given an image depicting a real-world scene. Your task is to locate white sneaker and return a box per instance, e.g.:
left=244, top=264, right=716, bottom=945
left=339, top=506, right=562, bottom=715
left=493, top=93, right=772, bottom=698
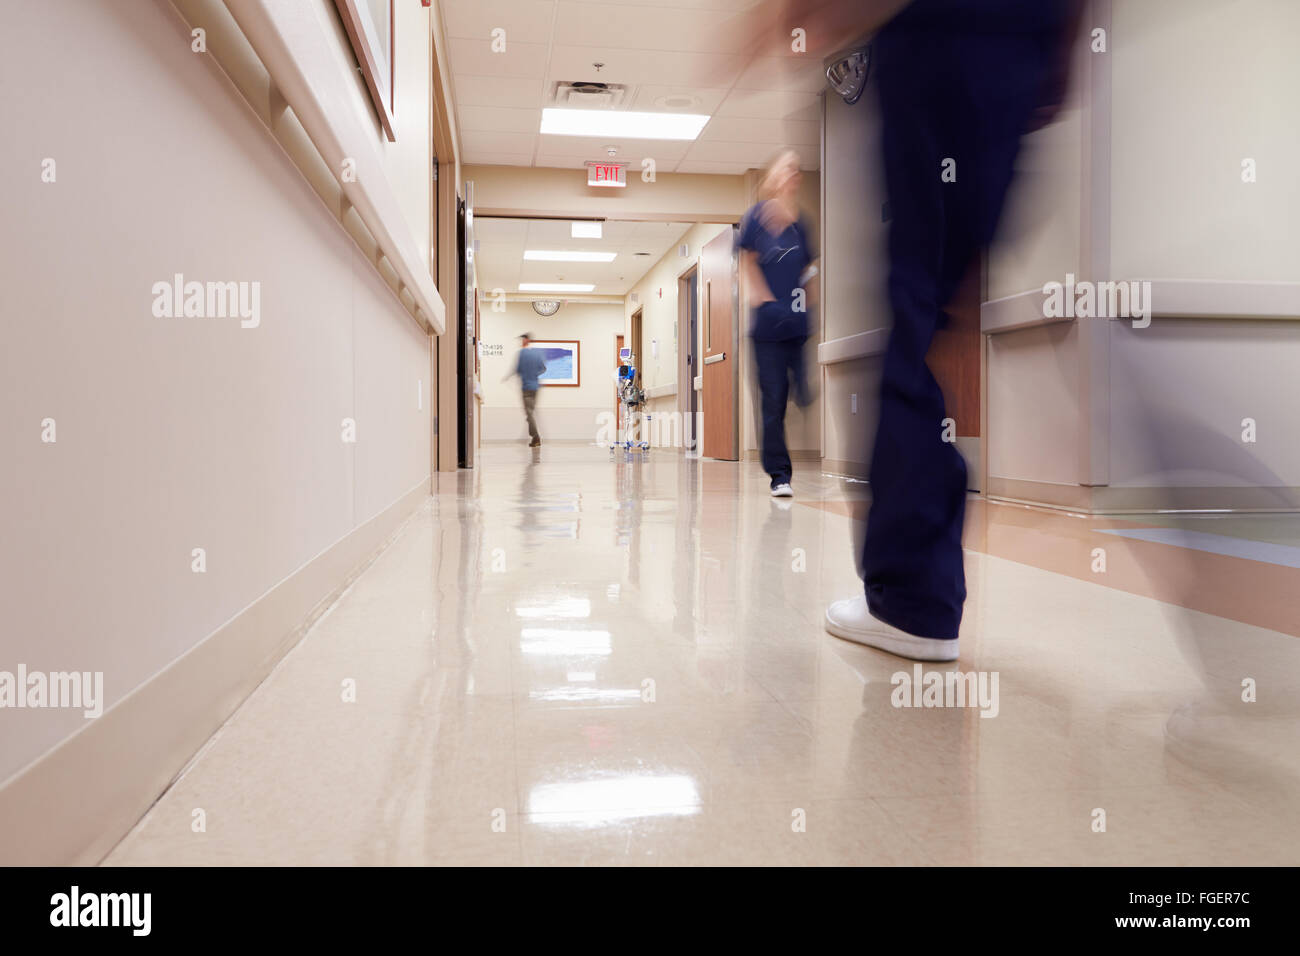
left=771, top=483, right=794, bottom=498
left=824, top=595, right=959, bottom=661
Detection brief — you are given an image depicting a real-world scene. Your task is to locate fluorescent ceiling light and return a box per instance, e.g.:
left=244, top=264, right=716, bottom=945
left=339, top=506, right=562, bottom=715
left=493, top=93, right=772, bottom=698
left=525, top=250, right=617, bottom=263
left=541, top=108, right=710, bottom=141
left=571, top=221, right=602, bottom=239
left=519, top=282, right=595, bottom=293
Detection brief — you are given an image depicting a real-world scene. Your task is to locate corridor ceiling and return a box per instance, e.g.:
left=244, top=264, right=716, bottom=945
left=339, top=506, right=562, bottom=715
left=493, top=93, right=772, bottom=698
left=441, top=0, right=854, bottom=173
left=474, top=217, right=694, bottom=296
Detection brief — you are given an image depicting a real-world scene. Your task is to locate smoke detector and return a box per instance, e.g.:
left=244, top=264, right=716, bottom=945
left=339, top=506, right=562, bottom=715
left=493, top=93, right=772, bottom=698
left=653, top=93, right=701, bottom=111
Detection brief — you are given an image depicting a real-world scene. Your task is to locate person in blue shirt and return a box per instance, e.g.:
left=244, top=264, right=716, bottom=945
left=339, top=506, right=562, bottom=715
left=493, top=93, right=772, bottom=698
left=738, top=149, right=818, bottom=498
left=504, top=333, right=547, bottom=447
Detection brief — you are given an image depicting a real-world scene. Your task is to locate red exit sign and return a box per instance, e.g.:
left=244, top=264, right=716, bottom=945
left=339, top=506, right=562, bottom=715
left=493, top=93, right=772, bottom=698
left=586, top=161, right=627, bottom=188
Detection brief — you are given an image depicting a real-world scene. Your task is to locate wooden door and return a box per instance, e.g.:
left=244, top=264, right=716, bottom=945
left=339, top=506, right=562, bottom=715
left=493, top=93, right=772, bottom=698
left=700, top=229, right=737, bottom=460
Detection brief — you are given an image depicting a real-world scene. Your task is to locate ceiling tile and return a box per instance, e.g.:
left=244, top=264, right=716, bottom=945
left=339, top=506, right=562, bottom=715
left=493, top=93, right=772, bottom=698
left=462, top=129, right=539, bottom=152
left=448, top=37, right=551, bottom=78
left=714, top=88, right=822, bottom=121
left=459, top=104, right=543, bottom=133
left=548, top=45, right=745, bottom=88
left=698, top=116, right=819, bottom=145
left=553, top=2, right=754, bottom=55
left=442, top=0, right=556, bottom=39
left=452, top=73, right=548, bottom=109
left=733, top=55, right=826, bottom=92
left=627, top=85, right=729, bottom=115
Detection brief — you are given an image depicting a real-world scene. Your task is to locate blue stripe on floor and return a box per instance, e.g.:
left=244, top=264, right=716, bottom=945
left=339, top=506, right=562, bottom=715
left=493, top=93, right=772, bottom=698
left=1097, top=527, right=1300, bottom=569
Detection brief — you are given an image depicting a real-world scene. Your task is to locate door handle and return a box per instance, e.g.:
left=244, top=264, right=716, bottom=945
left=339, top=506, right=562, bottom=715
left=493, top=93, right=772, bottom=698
left=703, top=353, right=726, bottom=365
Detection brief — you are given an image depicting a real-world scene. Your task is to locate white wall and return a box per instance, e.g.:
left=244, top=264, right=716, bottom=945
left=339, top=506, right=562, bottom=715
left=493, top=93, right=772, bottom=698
left=1108, top=319, right=1300, bottom=490
left=0, top=0, right=432, bottom=783
left=479, top=301, right=624, bottom=442
left=984, top=0, right=1300, bottom=510
left=1106, top=0, right=1300, bottom=497
left=986, top=108, right=1083, bottom=300
left=820, top=89, right=888, bottom=473
left=987, top=324, right=1080, bottom=485
left=1110, top=0, right=1300, bottom=283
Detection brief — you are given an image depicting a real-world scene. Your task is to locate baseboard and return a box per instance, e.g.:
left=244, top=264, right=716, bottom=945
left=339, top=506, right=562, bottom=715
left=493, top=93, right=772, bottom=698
left=1091, top=484, right=1300, bottom=513
left=743, top=449, right=821, bottom=462
left=985, top=476, right=1094, bottom=511
left=987, top=475, right=1300, bottom=513
left=822, top=458, right=869, bottom=480
left=0, top=478, right=431, bottom=866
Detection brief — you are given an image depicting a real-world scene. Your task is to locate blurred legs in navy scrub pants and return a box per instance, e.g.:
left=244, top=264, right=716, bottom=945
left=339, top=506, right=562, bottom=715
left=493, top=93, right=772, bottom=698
left=826, top=0, right=1075, bottom=659
left=754, top=337, right=810, bottom=489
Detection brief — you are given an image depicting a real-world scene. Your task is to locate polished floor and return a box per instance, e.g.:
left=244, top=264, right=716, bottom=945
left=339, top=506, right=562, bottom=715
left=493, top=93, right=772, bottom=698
left=105, top=444, right=1300, bottom=865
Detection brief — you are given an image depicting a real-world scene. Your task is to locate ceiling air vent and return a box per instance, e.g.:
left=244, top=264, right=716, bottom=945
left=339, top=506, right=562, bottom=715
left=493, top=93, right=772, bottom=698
left=553, top=81, right=629, bottom=109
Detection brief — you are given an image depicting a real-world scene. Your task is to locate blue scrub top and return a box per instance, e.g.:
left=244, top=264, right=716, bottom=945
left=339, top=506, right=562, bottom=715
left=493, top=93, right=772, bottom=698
left=738, top=201, right=816, bottom=342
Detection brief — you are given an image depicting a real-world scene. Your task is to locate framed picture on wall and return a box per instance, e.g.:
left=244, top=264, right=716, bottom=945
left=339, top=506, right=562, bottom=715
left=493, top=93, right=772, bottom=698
left=532, top=340, right=581, bottom=387
left=333, top=0, right=396, bottom=141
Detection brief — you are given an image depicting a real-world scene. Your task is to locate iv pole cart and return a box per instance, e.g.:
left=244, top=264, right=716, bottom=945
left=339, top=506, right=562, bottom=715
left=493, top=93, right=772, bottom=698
left=611, top=347, right=650, bottom=458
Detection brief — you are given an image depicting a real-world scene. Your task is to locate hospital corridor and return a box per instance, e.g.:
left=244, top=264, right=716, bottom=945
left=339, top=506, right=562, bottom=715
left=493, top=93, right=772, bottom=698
left=2, top=0, right=1299, bottom=922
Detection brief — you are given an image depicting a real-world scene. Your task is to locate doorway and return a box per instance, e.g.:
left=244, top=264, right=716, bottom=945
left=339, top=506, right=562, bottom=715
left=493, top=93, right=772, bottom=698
left=677, top=265, right=699, bottom=453
left=629, top=307, right=643, bottom=384
left=457, top=183, right=477, bottom=468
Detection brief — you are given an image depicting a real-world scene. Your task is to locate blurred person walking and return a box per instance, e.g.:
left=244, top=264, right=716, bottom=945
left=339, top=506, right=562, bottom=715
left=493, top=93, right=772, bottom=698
left=739, top=148, right=819, bottom=498
left=825, top=0, right=1081, bottom=659
left=504, top=332, right=547, bottom=447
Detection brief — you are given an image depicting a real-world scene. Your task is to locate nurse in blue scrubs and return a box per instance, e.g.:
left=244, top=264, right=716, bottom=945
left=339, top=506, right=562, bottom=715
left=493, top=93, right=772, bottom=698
left=738, top=149, right=818, bottom=499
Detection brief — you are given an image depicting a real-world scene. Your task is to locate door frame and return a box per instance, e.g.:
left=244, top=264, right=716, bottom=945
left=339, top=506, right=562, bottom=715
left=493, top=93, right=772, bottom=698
left=700, top=227, right=739, bottom=461
left=676, top=261, right=699, bottom=453
left=431, top=15, right=461, bottom=475
left=629, top=306, right=643, bottom=385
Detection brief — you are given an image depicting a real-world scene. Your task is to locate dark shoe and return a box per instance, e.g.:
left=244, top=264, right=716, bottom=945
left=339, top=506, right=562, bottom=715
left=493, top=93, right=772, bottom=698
left=529, top=438, right=541, bottom=447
